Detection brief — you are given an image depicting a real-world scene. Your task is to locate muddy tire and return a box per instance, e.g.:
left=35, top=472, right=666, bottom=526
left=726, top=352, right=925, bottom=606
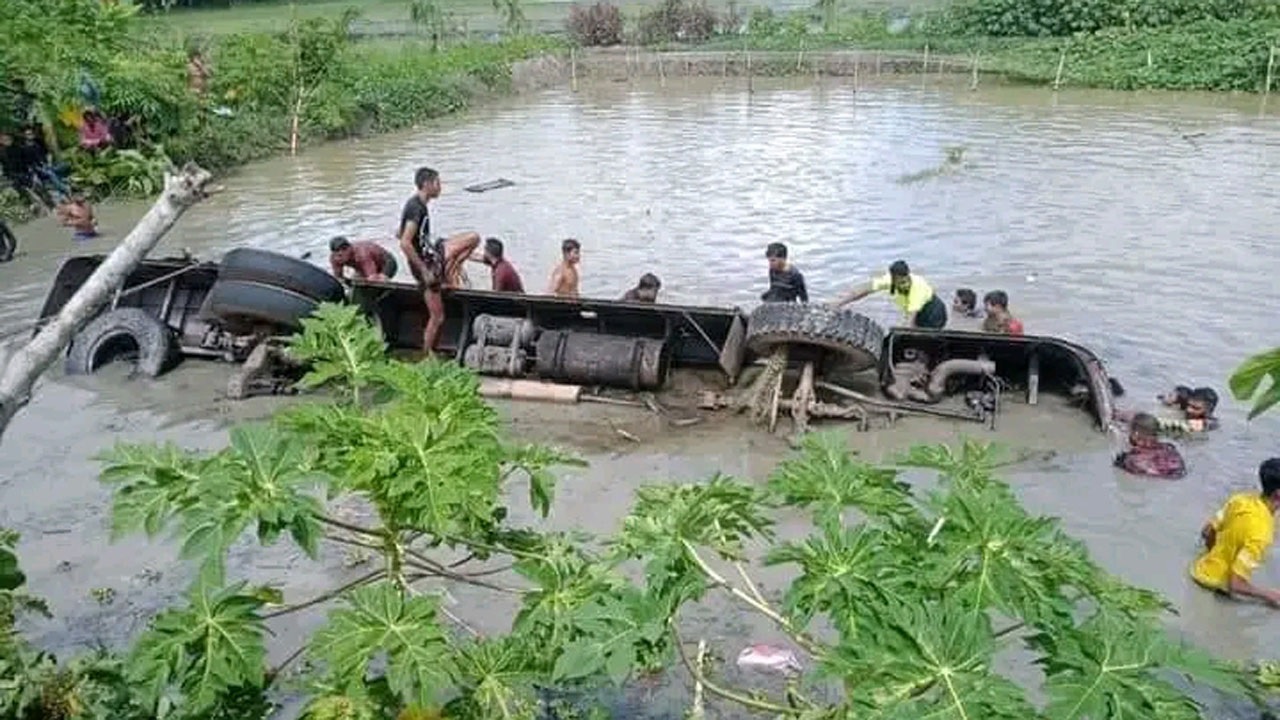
left=745, top=303, right=884, bottom=373
left=202, top=279, right=319, bottom=330
left=218, top=248, right=345, bottom=303
left=66, top=308, right=181, bottom=377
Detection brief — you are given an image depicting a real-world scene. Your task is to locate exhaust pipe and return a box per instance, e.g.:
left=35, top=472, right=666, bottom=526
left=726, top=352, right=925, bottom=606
left=922, top=358, right=996, bottom=402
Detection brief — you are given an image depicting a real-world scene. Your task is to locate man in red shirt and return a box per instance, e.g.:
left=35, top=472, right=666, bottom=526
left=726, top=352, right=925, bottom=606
left=477, top=237, right=524, bottom=293
left=329, top=236, right=398, bottom=282
left=981, top=290, right=1024, bottom=335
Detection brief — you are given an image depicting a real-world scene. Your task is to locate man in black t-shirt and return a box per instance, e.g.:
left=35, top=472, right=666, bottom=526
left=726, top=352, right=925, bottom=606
left=398, top=166, right=480, bottom=354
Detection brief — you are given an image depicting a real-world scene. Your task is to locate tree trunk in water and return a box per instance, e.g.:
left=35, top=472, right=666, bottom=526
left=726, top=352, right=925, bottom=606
left=0, top=163, right=213, bottom=442
left=290, top=91, right=305, bottom=156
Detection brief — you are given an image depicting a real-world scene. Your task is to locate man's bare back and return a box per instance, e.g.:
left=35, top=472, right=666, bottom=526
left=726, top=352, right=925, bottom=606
left=548, top=262, right=579, bottom=297
left=547, top=238, right=582, bottom=298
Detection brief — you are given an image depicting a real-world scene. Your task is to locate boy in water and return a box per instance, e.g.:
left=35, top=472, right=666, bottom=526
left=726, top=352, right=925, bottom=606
left=952, top=288, right=981, bottom=318
left=547, top=239, right=581, bottom=297
left=622, top=273, right=661, bottom=302
left=981, top=290, right=1024, bottom=335
left=761, top=242, right=807, bottom=303
left=1191, top=458, right=1280, bottom=607
left=1113, top=412, right=1186, bottom=479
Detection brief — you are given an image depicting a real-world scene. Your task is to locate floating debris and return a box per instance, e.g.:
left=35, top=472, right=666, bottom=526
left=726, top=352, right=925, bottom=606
left=895, top=145, right=970, bottom=185
left=464, top=178, right=516, bottom=193
left=736, top=644, right=803, bottom=675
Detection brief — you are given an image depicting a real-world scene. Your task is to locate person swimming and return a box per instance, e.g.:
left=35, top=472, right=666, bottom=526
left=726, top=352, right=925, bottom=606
left=952, top=288, right=981, bottom=318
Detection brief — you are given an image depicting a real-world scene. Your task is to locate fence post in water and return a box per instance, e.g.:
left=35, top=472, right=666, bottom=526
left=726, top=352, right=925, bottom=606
left=745, top=39, right=754, bottom=94
left=658, top=51, right=665, bottom=87
left=797, top=38, right=805, bottom=71
left=570, top=47, right=578, bottom=92
left=922, top=44, right=930, bottom=88
left=875, top=52, right=882, bottom=75
left=1052, top=48, right=1067, bottom=91
left=1266, top=45, right=1277, bottom=97
left=852, top=57, right=859, bottom=92
left=970, top=52, right=980, bottom=90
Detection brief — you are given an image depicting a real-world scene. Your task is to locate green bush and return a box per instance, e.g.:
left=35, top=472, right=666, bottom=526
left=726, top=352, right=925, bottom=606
left=567, top=2, right=625, bottom=46
left=947, top=0, right=1280, bottom=37
left=990, top=19, right=1280, bottom=91
left=638, top=0, right=719, bottom=44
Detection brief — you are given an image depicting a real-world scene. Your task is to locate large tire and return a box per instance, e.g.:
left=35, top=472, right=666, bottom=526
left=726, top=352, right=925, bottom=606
left=66, top=308, right=181, bottom=377
left=218, top=248, right=345, bottom=303
left=745, top=303, right=884, bottom=373
left=0, top=219, right=16, bottom=263
left=202, top=279, right=320, bottom=331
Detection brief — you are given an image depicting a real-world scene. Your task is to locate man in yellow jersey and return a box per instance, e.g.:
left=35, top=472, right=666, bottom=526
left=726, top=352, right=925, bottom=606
left=833, top=260, right=948, bottom=328
left=1191, top=458, right=1280, bottom=606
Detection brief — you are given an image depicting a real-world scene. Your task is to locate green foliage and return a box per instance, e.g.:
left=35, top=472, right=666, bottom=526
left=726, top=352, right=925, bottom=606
left=1230, top=346, right=1280, bottom=419
left=567, top=2, right=625, bottom=47
left=0, top=308, right=1255, bottom=718
left=945, top=0, right=1280, bottom=37
left=66, top=145, right=172, bottom=199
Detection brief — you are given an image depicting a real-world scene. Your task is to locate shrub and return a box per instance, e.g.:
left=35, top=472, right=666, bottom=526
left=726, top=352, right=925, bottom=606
left=638, top=0, right=718, bottom=44
left=947, top=0, right=1280, bottom=37
left=567, top=2, right=624, bottom=46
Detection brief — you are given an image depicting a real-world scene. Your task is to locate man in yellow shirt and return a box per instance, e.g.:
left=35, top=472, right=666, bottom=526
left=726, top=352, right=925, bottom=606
left=833, top=260, right=947, bottom=328
left=1190, top=458, right=1280, bottom=606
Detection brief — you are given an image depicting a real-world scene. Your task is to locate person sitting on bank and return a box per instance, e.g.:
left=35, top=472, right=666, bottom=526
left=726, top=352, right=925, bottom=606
left=329, top=236, right=397, bottom=282
left=397, top=166, right=481, bottom=354
left=1191, top=458, right=1280, bottom=607
left=622, top=273, right=661, bottom=302
left=981, top=290, right=1024, bottom=335
left=547, top=239, right=581, bottom=298
left=833, top=260, right=946, bottom=328
left=78, top=109, right=113, bottom=152
left=1113, top=412, right=1186, bottom=479
left=761, top=242, right=807, bottom=303
left=952, top=288, right=981, bottom=318
left=479, top=237, right=524, bottom=293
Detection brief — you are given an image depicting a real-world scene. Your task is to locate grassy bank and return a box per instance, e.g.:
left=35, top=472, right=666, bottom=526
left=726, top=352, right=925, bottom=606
left=0, top=0, right=561, bottom=223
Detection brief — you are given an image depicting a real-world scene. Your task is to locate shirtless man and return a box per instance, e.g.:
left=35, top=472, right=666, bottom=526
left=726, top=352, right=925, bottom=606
left=329, top=236, right=398, bottom=282
left=546, top=238, right=581, bottom=298
left=397, top=167, right=480, bottom=354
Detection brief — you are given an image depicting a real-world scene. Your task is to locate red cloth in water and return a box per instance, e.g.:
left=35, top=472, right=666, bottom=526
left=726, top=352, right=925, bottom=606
left=1116, top=442, right=1186, bottom=479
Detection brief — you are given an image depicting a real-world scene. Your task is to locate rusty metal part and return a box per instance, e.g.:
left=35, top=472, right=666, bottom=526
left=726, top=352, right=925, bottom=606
left=535, top=331, right=668, bottom=391
left=463, top=343, right=529, bottom=377
left=472, top=314, right=537, bottom=348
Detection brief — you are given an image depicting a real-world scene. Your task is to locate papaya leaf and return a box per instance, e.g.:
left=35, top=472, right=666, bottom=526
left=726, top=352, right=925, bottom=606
left=308, top=581, right=452, bottom=708
left=287, top=302, right=388, bottom=398
left=767, top=432, right=920, bottom=530
left=1228, top=347, right=1280, bottom=419
left=1036, top=612, right=1235, bottom=720
left=503, top=442, right=586, bottom=518
left=448, top=636, right=541, bottom=718
left=829, top=598, right=1033, bottom=720
left=550, top=587, right=661, bottom=686
left=0, top=529, right=23, bottom=592
left=127, top=579, right=267, bottom=716
left=97, top=441, right=214, bottom=540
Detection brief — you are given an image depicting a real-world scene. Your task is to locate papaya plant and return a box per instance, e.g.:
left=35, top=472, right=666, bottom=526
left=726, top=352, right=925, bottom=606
left=0, top=303, right=1257, bottom=717
left=1230, top=346, right=1280, bottom=419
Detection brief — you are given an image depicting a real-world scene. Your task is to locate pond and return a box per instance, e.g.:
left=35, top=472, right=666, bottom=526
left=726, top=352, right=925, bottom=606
left=1, top=73, right=1279, bottom=717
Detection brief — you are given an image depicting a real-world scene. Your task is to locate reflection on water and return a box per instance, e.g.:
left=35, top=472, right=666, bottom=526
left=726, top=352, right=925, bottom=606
left=2, top=75, right=1280, bottom=711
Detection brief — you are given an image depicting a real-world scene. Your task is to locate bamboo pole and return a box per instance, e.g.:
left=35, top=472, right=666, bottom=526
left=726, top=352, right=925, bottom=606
left=570, top=46, right=578, bottom=92
left=746, top=39, right=754, bottom=94
left=921, top=44, right=930, bottom=88
left=970, top=52, right=980, bottom=90
left=1266, top=45, right=1277, bottom=98
left=658, top=51, right=665, bottom=87
left=1052, top=48, right=1067, bottom=91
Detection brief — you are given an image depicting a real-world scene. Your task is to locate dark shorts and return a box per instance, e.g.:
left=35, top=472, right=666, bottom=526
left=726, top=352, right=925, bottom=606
left=913, top=294, right=947, bottom=329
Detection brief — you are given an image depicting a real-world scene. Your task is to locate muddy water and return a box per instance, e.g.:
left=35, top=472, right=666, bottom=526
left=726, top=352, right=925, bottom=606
left=2, top=75, right=1280, bottom=715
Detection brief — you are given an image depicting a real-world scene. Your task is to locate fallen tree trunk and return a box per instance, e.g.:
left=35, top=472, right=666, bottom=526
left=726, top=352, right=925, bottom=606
left=0, top=163, right=213, bottom=442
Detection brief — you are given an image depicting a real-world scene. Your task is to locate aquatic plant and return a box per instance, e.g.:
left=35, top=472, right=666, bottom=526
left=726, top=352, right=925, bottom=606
left=0, top=304, right=1254, bottom=718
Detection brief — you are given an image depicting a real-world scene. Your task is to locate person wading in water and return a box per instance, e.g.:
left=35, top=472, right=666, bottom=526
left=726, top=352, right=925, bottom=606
left=547, top=239, right=581, bottom=297
left=1191, top=458, right=1280, bottom=607
left=397, top=167, right=480, bottom=354
left=833, top=260, right=948, bottom=328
